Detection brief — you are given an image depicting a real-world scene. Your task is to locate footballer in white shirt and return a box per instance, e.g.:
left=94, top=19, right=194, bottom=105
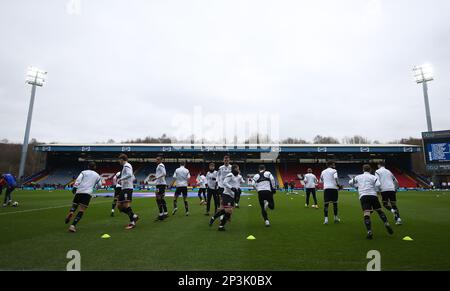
left=172, top=161, right=191, bottom=216
left=117, top=154, right=139, bottom=230
left=196, top=172, right=207, bottom=205
left=205, top=162, right=219, bottom=215
left=152, top=156, right=169, bottom=221
left=349, top=164, right=394, bottom=239
left=65, top=162, right=102, bottom=233
left=319, top=161, right=342, bottom=224
left=209, top=164, right=241, bottom=231
left=375, top=161, right=402, bottom=225
left=302, top=168, right=319, bottom=209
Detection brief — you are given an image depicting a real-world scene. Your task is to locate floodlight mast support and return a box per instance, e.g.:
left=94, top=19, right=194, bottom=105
left=414, top=65, right=433, bottom=132
left=421, top=75, right=433, bottom=132
left=19, top=69, right=45, bottom=183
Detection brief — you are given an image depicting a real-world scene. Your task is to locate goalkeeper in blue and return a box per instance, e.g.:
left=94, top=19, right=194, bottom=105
left=349, top=164, right=394, bottom=240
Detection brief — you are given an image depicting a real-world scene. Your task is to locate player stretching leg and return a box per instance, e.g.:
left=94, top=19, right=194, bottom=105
left=65, top=162, right=102, bottom=232
left=172, top=161, right=191, bottom=216
left=196, top=172, right=207, bottom=205
left=110, top=171, right=121, bottom=216
left=320, top=161, right=341, bottom=225
left=252, top=165, right=276, bottom=227
left=303, top=168, right=319, bottom=209
left=209, top=164, right=241, bottom=231
left=1, top=173, right=17, bottom=207
left=375, top=161, right=402, bottom=225
left=349, top=164, right=394, bottom=239
left=117, top=154, right=139, bottom=230
left=205, top=162, right=219, bottom=216
left=153, top=156, right=168, bottom=221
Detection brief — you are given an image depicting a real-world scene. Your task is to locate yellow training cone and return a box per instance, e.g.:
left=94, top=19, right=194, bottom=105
left=402, top=236, right=414, bottom=241
left=246, top=235, right=256, bottom=240
left=101, top=234, right=111, bottom=239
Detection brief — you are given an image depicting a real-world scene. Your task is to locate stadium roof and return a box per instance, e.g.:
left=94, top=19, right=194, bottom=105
left=34, top=143, right=422, bottom=154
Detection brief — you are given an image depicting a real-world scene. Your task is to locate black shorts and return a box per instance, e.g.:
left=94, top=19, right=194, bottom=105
left=324, top=189, right=339, bottom=203
left=156, top=185, right=166, bottom=197
left=306, top=188, right=316, bottom=195
left=114, top=186, right=122, bottom=198
left=360, top=195, right=382, bottom=211
left=73, top=193, right=92, bottom=207
left=221, top=194, right=235, bottom=208
left=198, top=188, right=206, bottom=194
left=175, top=186, right=188, bottom=198
left=118, top=189, right=133, bottom=203
left=380, top=191, right=397, bottom=202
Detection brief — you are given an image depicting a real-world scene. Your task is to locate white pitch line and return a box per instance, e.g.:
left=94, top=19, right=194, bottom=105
left=0, top=200, right=113, bottom=216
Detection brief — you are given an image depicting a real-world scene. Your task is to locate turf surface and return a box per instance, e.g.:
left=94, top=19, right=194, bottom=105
left=0, top=189, right=449, bottom=271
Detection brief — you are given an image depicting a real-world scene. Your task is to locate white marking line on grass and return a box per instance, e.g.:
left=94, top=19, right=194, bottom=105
left=0, top=200, right=114, bottom=216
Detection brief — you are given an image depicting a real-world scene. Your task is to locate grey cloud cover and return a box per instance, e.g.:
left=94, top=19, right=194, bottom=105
left=0, top=0, right=449, bottom=143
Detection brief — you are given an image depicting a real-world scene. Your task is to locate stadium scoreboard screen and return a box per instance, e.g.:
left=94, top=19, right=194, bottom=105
left=422, top=130, right=450, bottom=173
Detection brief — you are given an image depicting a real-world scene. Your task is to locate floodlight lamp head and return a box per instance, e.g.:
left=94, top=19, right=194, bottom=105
left=26, top=66, right=47, bottom=87
left=413, top=63, right=434, bottom=84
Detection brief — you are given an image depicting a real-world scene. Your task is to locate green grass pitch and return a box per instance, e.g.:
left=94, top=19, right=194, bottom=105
left=0, top=189, right=449, bottom=271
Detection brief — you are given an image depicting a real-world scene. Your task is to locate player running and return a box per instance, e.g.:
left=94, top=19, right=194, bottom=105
left=205, top=162, right=219, bottom=216
left=1, top=173, right=17, bottom=207
left=303, top=168, right=319, bottom=209
left=152, top=156, right=169, bottom=221
left=172, top=161, right=191, bottom=216
left=320, top=161, right=341, bottom=225
left=217, top=155, right=232, bottom=204
left=209, top=164, right=241, bottom=231
left=110, top=171, right=121, bottom=216
left=375, top=161, right=402, bottom=225
left=196, top=172, right=207, bottom=205
left=252, top=165, right=276, bottom=227
left=65, top=162, right=102, bottom=232
left=117, top=154, right=139, bottom=230
left=349, top=164, right=394, bottom=239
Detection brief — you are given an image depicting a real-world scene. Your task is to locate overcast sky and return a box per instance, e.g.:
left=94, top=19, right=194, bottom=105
left=0, top=0, right=449, bottom=144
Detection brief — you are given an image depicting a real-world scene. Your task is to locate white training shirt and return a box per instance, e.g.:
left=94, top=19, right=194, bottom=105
left=252, top=171, right=276, bottom=192
left=375, top=167, right=398, bottom=192
left=173, top=166, right=191, bottom=187
left=320, top=167, right=339, bottom=190
left=119, top=162, right=134, bottom=190
left=349, top=172, right=381, bottom=199
left=206, top=170, right=218, bottom=189
left=217, top=164, right=232, bottom=188
left=197, top=174, right=207, bottom=188
left=223, top=173, right=242, bottom=197
left=74, top=170, right=102, bottom=195
left=155, top=163, right=167, bottom=185
left=112, top=171, right=121, bottom=188
left=303, top=173, right=318, bottom=189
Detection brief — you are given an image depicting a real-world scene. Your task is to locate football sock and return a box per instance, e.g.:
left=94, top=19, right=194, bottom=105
left=220, top=213, right=230, bottom=227
left=392, top=205, right=400, bottom=219
left=376, top=210, right=388, bottom=224
left=213, top=209, right=226, bottom=219
left=72, top=211, right=84, bottom=226
left=70, top=203, right=78, bottom=213
left=161, top=199, right=167, bottom=213
left=333, top=202, right=338, bottom=216
left=324, top=203, right=329, bottom=217
left=184, top=200, right=189, bottom=212
left=173, top=200, right=177, bottom=209
left=111, top=198, right=117, bottom=211
left=364, top=215, right=372, bottom=231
